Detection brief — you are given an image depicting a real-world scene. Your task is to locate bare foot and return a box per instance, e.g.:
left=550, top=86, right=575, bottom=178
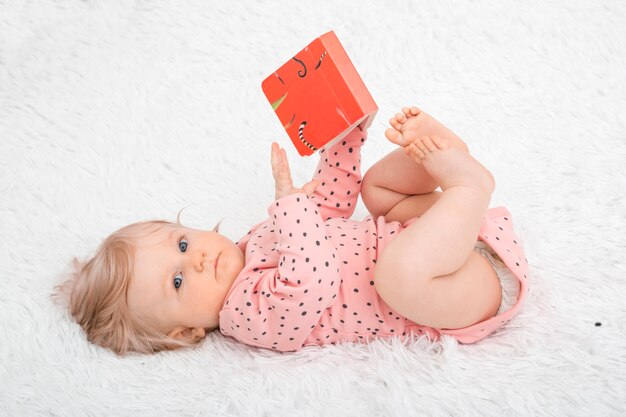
left=384, top=106, right=469, bottom=153
left=407, top=135, right=495, bottom=194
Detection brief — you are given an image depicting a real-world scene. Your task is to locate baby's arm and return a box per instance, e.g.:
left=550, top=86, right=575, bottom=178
left=220, top=192, right=341, bottom=352
left=308, top=126, right=368, bottom=221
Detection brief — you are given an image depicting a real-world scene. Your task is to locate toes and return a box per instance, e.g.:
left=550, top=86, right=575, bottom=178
left=388, top=117, right=402, bottom=130
left=385, top=128, right=405, bottom=145
left=402, top=106, right=421, bottom=118
left=394, top=112, right=407, bottom=123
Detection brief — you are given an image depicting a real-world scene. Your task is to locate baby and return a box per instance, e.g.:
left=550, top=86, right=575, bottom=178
left=55, top=106, right=528, bottom=355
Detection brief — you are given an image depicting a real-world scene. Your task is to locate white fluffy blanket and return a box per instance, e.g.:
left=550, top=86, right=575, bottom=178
left=1, top=1, right=625, bottom=415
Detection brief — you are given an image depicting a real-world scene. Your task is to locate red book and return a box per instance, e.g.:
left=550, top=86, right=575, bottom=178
left=262, top=31, right=378, bottom=156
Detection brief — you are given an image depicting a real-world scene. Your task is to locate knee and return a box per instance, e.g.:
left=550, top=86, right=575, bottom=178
left=361, top=169, right=377, bottom=194
left=360, top=172, right=382, bottom=216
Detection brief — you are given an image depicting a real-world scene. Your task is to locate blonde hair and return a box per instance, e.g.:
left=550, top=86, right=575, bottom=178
left=52, top=214, right=223, bottom=356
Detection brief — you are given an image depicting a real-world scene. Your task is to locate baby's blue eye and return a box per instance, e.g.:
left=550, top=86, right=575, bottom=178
left=179, top=238, right=188, bottom=252
left=173, top=273, right=183, bottom=290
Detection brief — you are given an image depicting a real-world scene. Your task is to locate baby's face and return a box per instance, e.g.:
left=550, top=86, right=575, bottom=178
left=127, top=224, right=245, bottom=338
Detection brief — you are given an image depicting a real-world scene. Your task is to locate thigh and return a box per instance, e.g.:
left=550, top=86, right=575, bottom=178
left=375, top=251, right=502, bottom=330
left=362, top=147, right=439, bottom=195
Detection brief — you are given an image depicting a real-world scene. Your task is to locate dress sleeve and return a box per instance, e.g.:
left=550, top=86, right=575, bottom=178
left=220, top=192, right=341, bottom=352
left=308, top=125, right=368, bottom=221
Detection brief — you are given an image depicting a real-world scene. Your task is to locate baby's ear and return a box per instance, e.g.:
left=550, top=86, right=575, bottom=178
left=168, top=326, right=206, bottom=342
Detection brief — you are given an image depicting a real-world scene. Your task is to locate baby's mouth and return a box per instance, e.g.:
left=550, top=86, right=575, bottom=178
left=214, top=253, right=221, bottom=275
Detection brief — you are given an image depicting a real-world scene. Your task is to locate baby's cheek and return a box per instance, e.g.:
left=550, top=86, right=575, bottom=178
left=204, top=289, right=223, bottom=322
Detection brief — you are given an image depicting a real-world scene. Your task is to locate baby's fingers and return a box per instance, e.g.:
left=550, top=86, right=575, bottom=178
left=280, top=148, right=292, bottom=171
left=271, top=142, right=284, bottom=171
left=271, top=143, right=293, bottom=181
left=271, top=142, right=277, bottom=161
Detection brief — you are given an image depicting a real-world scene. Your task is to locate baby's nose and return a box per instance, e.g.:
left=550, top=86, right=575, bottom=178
left=191, top=249, right=207, bottom=272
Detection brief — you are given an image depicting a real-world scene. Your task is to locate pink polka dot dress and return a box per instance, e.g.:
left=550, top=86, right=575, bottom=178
left=218, top=127, right=529, bottom=352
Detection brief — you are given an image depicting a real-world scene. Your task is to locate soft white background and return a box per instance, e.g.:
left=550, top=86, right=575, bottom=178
left=1, top=0, right=625, bottom=416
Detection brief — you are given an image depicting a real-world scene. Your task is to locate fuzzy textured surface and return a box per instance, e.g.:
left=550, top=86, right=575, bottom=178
left=1, top=1, right=625, bottom=416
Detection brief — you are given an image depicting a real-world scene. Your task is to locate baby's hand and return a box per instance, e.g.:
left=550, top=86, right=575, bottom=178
left=271, top=142, right=320, bottom=201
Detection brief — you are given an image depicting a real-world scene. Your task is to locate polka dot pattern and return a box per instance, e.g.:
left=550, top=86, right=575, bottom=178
left=218, top=127, right=530, bottom=351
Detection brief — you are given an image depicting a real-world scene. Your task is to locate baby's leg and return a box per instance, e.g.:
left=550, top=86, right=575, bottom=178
left=362, top=147, right=442, bottom=222
left=362, top=107, right=468, bottom=223
left=374, top=135, right=498, bottom=329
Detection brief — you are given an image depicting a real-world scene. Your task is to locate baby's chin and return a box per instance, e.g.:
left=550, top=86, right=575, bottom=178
left=216, top=244, right=245, bottom=287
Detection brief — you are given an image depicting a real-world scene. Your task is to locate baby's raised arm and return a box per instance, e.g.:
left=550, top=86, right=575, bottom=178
left=307, top=126, right=368, bottom=221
